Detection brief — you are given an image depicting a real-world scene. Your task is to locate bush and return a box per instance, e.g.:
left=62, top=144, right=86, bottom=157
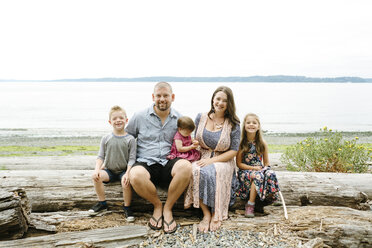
left=281, top=127, right=372, bottom=173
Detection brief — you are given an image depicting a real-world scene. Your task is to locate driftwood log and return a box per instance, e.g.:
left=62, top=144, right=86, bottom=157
left=1, top=170, right=371, bottom=212
left=0, top=188, right=31, bottom=240
left=0, top=225, right=147, bottom=248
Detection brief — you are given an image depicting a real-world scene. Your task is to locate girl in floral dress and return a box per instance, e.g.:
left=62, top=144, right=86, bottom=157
left=236, top=113, right=280, bottom=217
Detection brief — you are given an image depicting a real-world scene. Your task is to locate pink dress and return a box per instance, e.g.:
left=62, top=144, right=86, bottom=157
left=167, top=131, right=200, bottom=162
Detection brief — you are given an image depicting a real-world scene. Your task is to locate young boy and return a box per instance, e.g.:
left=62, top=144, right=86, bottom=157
left=89, top=105, right=136, bottom=222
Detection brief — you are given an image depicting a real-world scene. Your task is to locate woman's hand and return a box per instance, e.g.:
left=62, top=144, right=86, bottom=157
left=196, top=158, right=213, bottom=167
left=251, top=166, right=262, bottom=171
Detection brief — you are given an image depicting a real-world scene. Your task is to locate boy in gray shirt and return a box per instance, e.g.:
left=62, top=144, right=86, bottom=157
left=89, top=105, right=136, bottom=222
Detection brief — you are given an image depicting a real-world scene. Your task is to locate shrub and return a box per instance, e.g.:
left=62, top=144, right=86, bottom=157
left=281, top=127, right=372, bottom=173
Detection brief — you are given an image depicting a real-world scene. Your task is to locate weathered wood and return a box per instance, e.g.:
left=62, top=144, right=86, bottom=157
left=226, top=206, right=372, bottom=248
left=1, top=170, right=371, bottom=212
left=0, top=225, right=147, bottom=248
left=0, top=189, right=31, bottom=240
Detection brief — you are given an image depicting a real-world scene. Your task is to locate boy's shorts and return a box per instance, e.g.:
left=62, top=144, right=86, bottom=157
left=103, top=169, right=126, bottom=184
left=132, top=158, right=181, bottom=188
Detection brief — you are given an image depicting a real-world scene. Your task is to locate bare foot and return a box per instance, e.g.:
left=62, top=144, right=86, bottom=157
left=163, top=207, right=176, bottom=233
left=209, top=219, right=221, bottom=232
left=149, top=204, right=163, bottom=229
left=198, top=216, right=211, bottom=233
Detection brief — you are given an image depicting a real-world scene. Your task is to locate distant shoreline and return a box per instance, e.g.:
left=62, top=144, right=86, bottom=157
left=1, top=75, right=372, bottom=83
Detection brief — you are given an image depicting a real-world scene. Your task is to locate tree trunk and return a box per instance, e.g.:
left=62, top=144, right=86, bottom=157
left=0, top=188, right=31, bottom=240
left=1, top=170, right=371, bottom=212
left=0, top=225, right=147, bottom=248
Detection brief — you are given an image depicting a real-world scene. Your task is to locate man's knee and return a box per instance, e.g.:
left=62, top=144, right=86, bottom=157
left=129, top=166, right=149, bottom=185
left=173, top=159, right=192, bottom=178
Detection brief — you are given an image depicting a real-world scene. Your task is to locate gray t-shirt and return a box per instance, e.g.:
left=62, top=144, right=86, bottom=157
left=97, top=133, right=136, bottom=174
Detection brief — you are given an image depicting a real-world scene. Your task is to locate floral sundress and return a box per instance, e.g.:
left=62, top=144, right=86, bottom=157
left=235, top=142, right=280, bottom=203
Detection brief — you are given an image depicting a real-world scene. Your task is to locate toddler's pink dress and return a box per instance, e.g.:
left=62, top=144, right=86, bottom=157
left=167, top=131, right=200, bottom=162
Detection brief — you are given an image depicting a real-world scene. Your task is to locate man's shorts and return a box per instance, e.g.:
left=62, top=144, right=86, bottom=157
left=132, top=158, right=181, bottom=188
left=103, top=168, right=126, bottom=184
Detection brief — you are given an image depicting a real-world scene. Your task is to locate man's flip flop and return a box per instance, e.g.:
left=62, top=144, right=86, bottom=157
left=163, top=219, right=177, bottom=234
left=148, top=216, right=162, bottom=230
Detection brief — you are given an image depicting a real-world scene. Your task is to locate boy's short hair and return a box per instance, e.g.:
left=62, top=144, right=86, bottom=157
left=109, top=105, right=126, bottom=119
left=177, top=116, right=195, bottom=131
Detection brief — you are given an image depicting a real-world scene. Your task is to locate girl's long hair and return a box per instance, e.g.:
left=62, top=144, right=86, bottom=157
left=239, top=113, right=265, bottom=155
left=207, top=86, right=240, bottom=129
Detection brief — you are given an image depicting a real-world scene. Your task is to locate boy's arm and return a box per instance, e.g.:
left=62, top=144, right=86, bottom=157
left=95, top=158, right=104, bottom=170
left=127, top=137, right=137, bottom=171
left=123, top=137, right=136, bottom=186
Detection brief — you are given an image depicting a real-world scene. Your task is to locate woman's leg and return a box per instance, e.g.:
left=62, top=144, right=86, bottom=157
left=209, top=213, right=221, bottom=231
left=198, top=200, right=211, bottom=233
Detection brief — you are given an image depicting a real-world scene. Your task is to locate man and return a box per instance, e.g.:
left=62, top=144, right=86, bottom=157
left=126, top=82, right=192, bottom=234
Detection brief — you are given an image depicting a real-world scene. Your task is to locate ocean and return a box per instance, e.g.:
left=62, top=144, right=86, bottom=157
left=0, top=82, right=371, bottom=137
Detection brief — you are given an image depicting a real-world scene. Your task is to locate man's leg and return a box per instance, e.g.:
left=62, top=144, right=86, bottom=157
left=129, top=165, right=163, bottom=229
left=163, top=159, right=192, bottom=232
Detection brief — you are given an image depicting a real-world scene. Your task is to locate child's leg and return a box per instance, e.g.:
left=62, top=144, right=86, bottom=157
left=122, top=183, right=133, bottom=207
left=92, top=170, right=110, bottom=201
left=249, top=182, right=257, bottom=203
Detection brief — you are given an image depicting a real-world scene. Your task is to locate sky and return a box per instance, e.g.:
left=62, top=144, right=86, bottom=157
left=1, top=0, right=372, bottom=80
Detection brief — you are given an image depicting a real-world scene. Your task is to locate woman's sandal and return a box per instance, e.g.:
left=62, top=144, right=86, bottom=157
left=163, top=219, right=177, bottom=234
left=148, top=215, right=162, bottom=230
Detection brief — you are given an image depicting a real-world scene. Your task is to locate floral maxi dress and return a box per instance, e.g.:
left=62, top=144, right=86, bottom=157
left=236, top=142, right=280, bottom=203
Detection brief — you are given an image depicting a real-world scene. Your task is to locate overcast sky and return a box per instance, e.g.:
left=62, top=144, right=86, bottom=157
left=1, top=0, right=371, bottom=80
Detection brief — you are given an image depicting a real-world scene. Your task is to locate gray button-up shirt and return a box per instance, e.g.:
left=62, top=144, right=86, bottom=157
left=126, top=104, right=181, bottom=166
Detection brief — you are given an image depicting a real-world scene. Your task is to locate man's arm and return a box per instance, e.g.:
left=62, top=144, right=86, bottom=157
left=125, top=113, right=139, bottom=138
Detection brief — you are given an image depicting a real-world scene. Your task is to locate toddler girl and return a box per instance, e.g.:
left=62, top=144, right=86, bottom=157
left=167, top=116, right=201, bottom=162
left=235, top=113, right=280, bottom=217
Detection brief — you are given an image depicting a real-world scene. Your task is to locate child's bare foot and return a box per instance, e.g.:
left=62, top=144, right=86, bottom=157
left=198, top=216, right=211, bottom=233
left=209, top=219, right=221, bottom=232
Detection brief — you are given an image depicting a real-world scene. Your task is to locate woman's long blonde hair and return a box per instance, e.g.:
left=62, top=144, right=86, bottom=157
left=239, top=113, right=265, bottom=156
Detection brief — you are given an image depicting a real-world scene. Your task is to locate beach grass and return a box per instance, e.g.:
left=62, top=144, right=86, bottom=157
left=0, top=145, right=99, bottom=157
left=1, top=143, right=371, bottom=157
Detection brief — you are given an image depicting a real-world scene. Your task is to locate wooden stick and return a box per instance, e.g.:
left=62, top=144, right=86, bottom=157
left=278, top=191, right=288, bottom=219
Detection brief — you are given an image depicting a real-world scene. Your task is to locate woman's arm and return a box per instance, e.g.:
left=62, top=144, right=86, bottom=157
left=197, top=149, right=237, bottom=167
left=236, top=150, right=261, bottom=171
left=262, top=140, right=270, bottom=166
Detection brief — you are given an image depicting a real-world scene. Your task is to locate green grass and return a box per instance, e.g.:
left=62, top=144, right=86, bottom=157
left=0, top=145, right=99, bottom=157
left=0, top=143, right=370, bottom=157
left=267, top=144, right=291, bottom=153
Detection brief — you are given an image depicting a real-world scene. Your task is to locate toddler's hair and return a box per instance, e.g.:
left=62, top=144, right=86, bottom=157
left=177, top=116, right=195, bottom=131
left=239, top=113, right=265, bottom=155
left=109, top=105, right=126, bottom=119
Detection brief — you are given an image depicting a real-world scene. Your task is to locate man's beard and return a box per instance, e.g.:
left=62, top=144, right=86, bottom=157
left=156, top=102, right=170, bottom=111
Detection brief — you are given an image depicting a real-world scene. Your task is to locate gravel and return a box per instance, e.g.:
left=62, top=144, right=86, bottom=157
left=135, top=225, right=294, bottom=248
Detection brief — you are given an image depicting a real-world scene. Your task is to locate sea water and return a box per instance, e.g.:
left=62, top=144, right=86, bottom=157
left=0, top=82, right=371, bottom=137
